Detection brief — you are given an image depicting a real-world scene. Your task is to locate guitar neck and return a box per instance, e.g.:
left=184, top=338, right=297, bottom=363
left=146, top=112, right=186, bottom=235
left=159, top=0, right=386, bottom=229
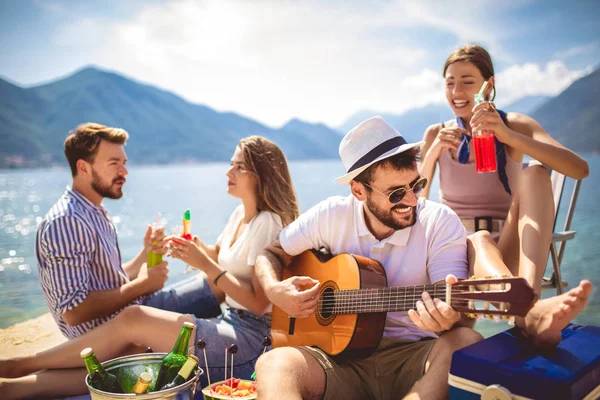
left=324, top=284, right=451, bottom=314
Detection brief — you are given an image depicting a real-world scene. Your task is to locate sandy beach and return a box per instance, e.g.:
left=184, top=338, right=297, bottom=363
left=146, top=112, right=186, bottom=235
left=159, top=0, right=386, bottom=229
left=0, top=313, right=66, bottom=358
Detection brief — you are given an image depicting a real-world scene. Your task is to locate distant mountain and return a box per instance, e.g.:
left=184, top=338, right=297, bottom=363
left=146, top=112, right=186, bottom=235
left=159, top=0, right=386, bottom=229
left=278, top=119, right=343, bottom=158
left=337, top=70, right=600, bottom=153
left=502, top=95, right=551, bottom=115
left=338, top=104, right=452, bottom=143
left=532, top=68, right=600, bottom=153
left=0, top=67, right=340, bottom=168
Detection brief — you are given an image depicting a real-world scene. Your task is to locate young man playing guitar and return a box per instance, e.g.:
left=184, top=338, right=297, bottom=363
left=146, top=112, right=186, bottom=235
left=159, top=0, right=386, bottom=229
left=255, top=116, right=481, bottom=399
left=254, top=116, right=592, bottom=400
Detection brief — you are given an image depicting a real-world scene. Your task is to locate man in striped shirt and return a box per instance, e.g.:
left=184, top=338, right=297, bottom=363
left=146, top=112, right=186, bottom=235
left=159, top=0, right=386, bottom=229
left=36, top=123, right=222, bottom=338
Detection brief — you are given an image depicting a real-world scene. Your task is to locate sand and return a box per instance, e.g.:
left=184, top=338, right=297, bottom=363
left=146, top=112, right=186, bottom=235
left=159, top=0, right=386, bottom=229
left=0, top=312, right=66, bottom=358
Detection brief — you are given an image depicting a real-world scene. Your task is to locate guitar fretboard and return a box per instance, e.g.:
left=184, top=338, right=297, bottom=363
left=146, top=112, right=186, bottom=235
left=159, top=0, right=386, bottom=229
left=320, top=284, right=452, bottom=314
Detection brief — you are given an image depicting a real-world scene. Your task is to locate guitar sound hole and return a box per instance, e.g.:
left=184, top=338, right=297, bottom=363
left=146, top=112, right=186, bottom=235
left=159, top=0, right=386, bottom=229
left=320, top=288, right=335, bottom=319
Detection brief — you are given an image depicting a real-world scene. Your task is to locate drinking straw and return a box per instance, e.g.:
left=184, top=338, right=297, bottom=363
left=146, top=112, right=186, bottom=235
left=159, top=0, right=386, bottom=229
left=478, top=80, right=489, bottom=95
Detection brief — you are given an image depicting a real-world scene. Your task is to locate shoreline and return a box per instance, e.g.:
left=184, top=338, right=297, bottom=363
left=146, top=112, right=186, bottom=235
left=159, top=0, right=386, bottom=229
left=0, top=312, right=66, bottom=357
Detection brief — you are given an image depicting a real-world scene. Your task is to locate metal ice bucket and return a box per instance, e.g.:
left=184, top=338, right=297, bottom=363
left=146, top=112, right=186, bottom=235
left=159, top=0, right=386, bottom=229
left=85, top=352, right=203, bottom=399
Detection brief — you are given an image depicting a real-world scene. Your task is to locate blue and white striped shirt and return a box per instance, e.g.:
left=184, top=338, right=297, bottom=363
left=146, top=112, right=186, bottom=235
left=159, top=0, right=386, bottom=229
left=35, top=187, right=141, bottom=338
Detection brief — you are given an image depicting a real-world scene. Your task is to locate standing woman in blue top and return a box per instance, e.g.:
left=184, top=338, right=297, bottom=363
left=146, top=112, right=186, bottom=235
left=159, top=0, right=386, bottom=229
left=419, top=45, right=591, bottom=346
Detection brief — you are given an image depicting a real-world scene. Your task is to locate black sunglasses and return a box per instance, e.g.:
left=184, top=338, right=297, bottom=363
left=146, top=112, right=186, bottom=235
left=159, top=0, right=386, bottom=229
left=361, top=177, right=428, bottom=204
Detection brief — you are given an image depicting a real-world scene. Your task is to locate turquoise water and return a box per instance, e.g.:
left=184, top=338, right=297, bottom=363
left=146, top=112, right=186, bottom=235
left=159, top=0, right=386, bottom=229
left=0, top=158, right=598, bottom=336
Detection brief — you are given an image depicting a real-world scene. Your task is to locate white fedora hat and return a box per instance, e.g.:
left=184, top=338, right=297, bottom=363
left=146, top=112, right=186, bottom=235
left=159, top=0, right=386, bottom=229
left=335, top=116, right=424, bottom=185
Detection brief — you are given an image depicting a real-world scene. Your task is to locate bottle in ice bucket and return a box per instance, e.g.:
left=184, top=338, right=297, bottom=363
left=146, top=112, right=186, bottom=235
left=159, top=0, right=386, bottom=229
left=131, top=371, right=152, bottom=394
left=160, top=355, right=199, bottom=390
left=80, top=347, right=122, bottom=393
left=473, top=82, right=497, bottom=173
left=155, top=321, right=195, bottom=390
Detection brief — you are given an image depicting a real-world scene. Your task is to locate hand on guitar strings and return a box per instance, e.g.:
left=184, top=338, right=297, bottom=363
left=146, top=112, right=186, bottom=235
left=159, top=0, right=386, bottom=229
left=269, top=276, right=320, bottom=318
left=407, top=274, right=461, bottom=333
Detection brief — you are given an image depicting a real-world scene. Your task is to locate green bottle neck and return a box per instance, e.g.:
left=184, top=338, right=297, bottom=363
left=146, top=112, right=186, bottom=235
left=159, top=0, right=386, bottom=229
left=170, top=326, right=193, bottom=356
left=83, top=353, right=106, bottom=378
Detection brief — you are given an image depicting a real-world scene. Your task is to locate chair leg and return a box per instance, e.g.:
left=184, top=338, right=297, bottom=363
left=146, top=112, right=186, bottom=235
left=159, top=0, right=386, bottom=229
left=549, top=242, right=564, bottom=295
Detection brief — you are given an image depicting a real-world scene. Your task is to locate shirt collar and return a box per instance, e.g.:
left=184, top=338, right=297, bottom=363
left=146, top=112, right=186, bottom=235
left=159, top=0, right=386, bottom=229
left=65, top=186, right=110, bottom=218
left=355, top=196, right=420, bottom=247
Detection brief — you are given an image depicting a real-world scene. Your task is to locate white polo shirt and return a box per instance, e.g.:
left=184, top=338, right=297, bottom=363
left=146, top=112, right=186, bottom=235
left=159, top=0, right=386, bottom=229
left=280, top=195, right=468, bottom=341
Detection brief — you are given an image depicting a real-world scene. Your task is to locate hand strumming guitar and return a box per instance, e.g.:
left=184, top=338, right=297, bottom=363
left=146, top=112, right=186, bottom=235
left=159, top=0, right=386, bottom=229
left=267, top=276, right=320, bottom=319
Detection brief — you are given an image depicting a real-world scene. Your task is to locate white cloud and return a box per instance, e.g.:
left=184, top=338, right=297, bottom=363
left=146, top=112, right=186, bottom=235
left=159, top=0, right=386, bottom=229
left=554, top=42, right=600, bottom=60
left=35, top=0, right=586, bottom=127
left=496, top=61, right=588, bottom=105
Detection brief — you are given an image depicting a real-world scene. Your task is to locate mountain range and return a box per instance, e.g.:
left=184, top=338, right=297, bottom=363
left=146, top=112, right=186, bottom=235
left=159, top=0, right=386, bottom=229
left=1, top=67, right=598, bottom=168
left=0, top=68, right=341, bottom=168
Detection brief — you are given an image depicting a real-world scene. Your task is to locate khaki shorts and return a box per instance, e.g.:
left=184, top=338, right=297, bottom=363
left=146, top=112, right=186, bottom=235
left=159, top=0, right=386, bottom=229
left=300, top=336, right=436, bottom=400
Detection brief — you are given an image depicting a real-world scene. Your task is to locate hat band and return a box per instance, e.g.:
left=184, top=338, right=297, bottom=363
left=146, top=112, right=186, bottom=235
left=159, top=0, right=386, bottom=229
left=347, top=136, right=407, bottom=173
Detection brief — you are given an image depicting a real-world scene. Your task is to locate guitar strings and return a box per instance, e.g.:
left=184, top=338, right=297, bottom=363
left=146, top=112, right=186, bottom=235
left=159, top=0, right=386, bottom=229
left=314, top=288, right=510, bottom=313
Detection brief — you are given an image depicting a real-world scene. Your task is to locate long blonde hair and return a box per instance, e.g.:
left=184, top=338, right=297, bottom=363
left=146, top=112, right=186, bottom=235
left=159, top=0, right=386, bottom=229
left=238, top=136, right=299, bottom=227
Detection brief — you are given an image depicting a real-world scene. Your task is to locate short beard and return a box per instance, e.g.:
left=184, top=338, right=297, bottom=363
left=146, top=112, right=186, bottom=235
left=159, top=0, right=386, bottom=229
left=91, top=169, right=124, bottom=200
left=365, top=194, right=416, bottom=231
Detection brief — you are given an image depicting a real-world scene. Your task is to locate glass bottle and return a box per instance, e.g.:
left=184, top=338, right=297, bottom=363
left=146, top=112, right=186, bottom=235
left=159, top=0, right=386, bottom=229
left=80, top=347, right=122, bottom=393
left=155, top=321, right=195, bottom=390
left=159, top=355, right=199, bottom=390
left=131, top=371, right=152, bottom=394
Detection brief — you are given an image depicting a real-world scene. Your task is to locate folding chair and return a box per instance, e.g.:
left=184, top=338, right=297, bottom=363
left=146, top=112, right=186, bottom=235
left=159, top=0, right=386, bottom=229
left=527, top=160, right=583, bottom=295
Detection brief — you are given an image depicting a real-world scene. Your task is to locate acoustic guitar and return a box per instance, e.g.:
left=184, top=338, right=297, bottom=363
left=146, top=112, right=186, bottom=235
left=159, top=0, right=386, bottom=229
left=271, top=250, right=537, bottom=358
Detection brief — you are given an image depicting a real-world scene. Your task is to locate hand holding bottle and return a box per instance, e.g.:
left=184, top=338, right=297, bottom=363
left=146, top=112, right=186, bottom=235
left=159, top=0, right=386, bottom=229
left=470, top=100, right=512, bottom=143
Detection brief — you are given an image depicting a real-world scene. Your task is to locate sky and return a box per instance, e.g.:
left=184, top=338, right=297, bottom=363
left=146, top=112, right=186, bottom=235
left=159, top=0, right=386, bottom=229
left=1, top=0, right=599, bottom=128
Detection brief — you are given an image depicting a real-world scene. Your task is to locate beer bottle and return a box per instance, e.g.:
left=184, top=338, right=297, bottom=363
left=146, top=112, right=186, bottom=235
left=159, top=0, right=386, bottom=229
left=155, top=321, right=195, bottom=390
left=80, top=347, right=122, bottom=393
left=131, top=371, right=152, bottom=394
left=160, top=355, right=199, bottom=390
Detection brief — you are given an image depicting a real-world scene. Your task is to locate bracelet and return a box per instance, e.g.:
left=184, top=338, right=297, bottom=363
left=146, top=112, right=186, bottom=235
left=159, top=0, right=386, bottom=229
left=213, top=270, right=227, bottom=286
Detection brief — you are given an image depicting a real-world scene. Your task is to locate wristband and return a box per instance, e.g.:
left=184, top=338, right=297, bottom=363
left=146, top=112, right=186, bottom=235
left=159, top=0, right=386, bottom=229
left=213, top=270, right=227, bottom=286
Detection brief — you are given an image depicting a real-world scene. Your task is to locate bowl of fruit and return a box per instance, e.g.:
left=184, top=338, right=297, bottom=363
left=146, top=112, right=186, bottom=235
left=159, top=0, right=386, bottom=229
left=201, top=378, right=257, bottom=399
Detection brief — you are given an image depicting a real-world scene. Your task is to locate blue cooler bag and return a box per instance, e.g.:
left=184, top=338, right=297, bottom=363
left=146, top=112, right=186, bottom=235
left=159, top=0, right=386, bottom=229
left=449, top=324, right=600, bottom=399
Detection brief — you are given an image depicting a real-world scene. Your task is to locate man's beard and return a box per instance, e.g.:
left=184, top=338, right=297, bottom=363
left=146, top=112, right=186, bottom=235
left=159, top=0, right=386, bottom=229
left=365, top=195, right=416, bottom=231
left=91, top=169, right=125, bottom=200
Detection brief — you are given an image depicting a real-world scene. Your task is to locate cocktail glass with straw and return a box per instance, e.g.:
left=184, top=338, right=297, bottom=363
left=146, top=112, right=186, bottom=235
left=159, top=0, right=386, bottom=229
left=181, top=209, right=195, bottom=274
left=147, top=213, right=163, bottom=268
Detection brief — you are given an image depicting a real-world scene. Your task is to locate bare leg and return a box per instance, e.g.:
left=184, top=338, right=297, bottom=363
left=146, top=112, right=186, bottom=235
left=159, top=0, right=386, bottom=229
left=467, top=166, right=589, bottom=347
left=467, top=230, right=513, bottom=279
left=498, top=165, right=554, bottom=296
left=523, top=280, right=593, bottom=347
left=0, top=343, right=153, bottom=400
left=0, top=368, right=88, bottom=400
left=0, top=305, right=195, bottom=378
left=255, top=347, right=325, bottom=400
left=404, top=327, right=482, bottom=399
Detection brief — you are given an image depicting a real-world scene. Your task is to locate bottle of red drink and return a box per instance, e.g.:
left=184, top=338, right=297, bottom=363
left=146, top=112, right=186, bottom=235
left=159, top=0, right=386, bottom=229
left=473, top=93, right=497, bottom=173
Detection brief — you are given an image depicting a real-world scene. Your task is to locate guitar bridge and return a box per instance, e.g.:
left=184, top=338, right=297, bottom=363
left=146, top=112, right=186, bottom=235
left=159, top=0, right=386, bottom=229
left=288, top=317, right=296, bottom=335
